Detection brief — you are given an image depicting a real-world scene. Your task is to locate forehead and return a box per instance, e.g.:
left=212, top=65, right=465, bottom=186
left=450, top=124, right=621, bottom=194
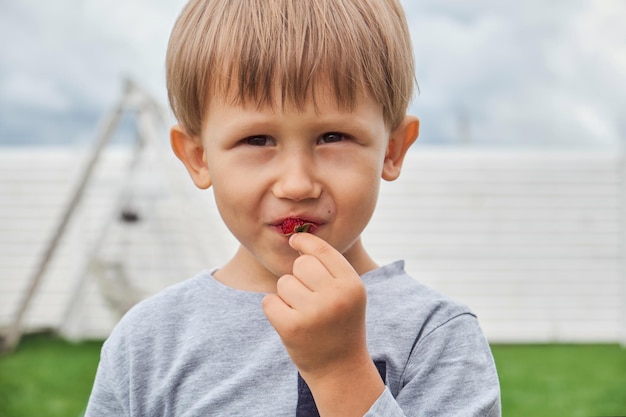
left=203, top=84, right=386, bottom=134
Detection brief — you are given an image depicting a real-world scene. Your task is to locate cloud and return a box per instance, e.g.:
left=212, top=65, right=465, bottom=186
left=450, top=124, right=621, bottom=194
left=404, top=0, right=626, bottom=148
left=0, top=0, right=624, bottom=148
left=1, top=73, right=70, bottom=112
left=0, top=0, right=185, bottom=145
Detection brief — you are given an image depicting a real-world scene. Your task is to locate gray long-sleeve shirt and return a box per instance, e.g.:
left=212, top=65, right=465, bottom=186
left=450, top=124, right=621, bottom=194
left=85, top=261, right=501, bottom=416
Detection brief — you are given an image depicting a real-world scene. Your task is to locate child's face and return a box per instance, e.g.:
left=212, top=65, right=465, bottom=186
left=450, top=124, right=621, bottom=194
left=172, top=90, right=417, bottom=288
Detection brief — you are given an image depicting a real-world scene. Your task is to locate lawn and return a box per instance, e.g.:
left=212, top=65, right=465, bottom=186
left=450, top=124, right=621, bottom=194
left=0, top=334, right=102, bottom=417
left=0, top=334, right=625, bottom=417
left=493, top=344, right=626, bottom=416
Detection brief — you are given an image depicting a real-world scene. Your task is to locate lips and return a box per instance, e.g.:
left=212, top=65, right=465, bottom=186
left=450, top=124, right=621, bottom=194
left=276, top=217, right=320, bottom=236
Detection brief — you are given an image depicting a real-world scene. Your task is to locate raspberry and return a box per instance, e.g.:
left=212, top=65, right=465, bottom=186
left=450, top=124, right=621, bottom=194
left=280, top=218, right=313, bottom=236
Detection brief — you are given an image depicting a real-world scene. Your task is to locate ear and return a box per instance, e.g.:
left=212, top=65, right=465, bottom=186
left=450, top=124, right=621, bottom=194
left=170, top=124, right=212, bottom=189
left=382, top=115, right=420, bottom=181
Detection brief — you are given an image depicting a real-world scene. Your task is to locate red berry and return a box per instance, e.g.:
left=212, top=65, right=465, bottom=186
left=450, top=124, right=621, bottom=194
left=280, top=218, right=313, bottom=235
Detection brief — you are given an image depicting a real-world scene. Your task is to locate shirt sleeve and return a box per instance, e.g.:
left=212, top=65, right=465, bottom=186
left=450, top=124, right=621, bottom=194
left=84, top=334, right=129, bottom=417
left=365, top=313, right=501, bottom=417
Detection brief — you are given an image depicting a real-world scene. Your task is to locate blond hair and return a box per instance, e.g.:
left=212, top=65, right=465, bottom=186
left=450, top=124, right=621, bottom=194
left=166, top=0, right=416, bottom=136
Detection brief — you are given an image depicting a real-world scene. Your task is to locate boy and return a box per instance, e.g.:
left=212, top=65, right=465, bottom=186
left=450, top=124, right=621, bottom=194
left=85, top=0, right=501, bottom=416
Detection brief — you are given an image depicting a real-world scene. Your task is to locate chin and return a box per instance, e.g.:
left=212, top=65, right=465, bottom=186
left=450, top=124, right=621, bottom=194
left=259, top=250, right=300, bottom=278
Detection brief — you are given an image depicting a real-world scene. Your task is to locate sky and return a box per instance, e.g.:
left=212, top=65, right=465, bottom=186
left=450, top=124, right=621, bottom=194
left=0, top=0, right=625, bottom=149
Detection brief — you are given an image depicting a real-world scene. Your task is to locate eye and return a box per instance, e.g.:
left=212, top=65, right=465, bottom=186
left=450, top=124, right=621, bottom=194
left=244, top=135, right=275, bottom=146
left=318, top=132, right=347, bottom=144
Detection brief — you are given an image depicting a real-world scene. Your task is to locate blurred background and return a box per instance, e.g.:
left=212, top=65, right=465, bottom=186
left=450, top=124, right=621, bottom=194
left=1, top=0, right=625, bottom=149
left=0, top=0, right=625, bottom=416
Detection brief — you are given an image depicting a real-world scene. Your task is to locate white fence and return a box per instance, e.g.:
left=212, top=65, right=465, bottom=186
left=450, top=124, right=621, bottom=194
left=0, top=147, right=623, bottom=343
left=365, top=150, right=624, bottom=343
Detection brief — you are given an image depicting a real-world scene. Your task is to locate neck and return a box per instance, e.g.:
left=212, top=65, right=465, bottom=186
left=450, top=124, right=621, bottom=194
left=213, top=246, right=280, bottom=293
left=342, top=237, right=379, bottom=276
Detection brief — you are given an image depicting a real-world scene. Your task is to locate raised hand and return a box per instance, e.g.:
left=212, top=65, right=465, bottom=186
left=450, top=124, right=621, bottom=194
left=262, top=233, right=384, bottom=416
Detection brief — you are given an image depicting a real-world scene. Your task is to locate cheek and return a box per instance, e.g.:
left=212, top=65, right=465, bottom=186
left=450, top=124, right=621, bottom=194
left=321, top=143, right=386, bottom=177
left=347, top=182, right=380, bottom=222
left=329, top=164, right=381, bottom=224
left=322, top=151, right=383, bottom=194
left=322, top=146, right=382, bottom=193
left=210, top=167, right=257, bottom=227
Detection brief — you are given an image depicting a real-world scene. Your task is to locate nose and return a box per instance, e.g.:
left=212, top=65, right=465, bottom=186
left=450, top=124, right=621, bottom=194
left=272, top=153, right=322, bottom=201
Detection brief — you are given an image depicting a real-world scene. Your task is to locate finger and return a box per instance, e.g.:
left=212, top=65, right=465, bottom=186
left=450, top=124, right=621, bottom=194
left=276, top=274, right=312, bottom=309
left=292, top=254, right=333, bottom=291
left=289, top=233, right=356, bottom=280
left=262, top=293, right=295, bottom=329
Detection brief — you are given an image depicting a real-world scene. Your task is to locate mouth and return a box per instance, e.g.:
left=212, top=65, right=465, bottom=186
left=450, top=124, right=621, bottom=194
left=275, top=217, right=320, bottom=236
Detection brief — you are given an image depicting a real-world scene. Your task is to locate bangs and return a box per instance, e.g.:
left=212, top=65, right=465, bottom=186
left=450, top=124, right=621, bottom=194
left=167, top=0, right=415, bottom=136
left=218, top=1, right=364, bottom=113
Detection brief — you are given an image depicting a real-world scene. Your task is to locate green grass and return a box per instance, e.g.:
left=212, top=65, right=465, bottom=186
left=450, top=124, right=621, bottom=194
left=0, top=335, right=625, bottom=417
left=0, top=333, right=103, bottom=417
left=492, top=344, right=626, bottom=417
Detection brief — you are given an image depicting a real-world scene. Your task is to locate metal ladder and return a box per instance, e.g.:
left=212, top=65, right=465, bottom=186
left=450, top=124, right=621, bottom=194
left=0, top=79, right=169, bottom=353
